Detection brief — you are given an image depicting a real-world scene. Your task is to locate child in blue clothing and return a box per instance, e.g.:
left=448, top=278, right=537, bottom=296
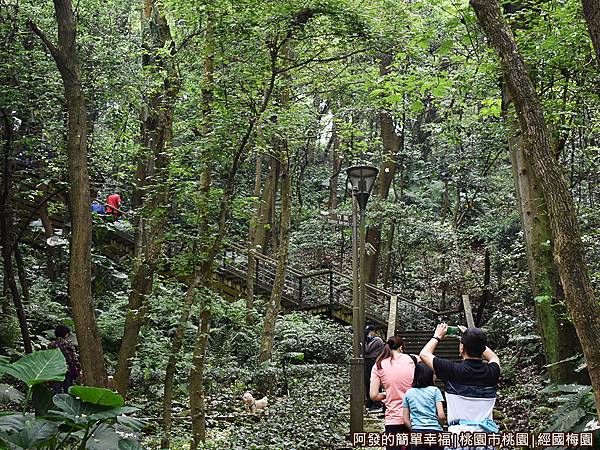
left=403, top=362, right=445, bottom=450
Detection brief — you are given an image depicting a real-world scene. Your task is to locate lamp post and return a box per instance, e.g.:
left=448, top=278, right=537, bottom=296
left=346, top=165, right=378, bottom=436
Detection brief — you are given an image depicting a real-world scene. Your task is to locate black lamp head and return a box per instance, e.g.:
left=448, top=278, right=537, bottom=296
left=346, top=165, right=378, bottom=211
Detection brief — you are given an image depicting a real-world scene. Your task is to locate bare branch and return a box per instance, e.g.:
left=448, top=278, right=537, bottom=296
left=277, top=47, right=370, bottom=75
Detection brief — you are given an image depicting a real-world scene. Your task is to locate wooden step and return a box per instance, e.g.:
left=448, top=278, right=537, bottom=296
left=398, top=331, right=461, bottom=361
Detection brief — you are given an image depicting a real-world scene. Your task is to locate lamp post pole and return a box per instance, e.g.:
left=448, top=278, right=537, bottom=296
left=358, top=203, right=367, bottom=362
left=350, top=188, right=363, bottom=435
left=346, top=165, right=378, bottom=438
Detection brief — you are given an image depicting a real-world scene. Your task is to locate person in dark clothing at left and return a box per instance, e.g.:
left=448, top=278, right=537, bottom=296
left=365, top=325, right=385, bottom=411
left=49, top=325, right=81, bottom=394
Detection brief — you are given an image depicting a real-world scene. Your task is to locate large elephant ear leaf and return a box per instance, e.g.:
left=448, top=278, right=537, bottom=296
left=118, top=438, right=144, bottom=450
left=50, top=393, right=86, bottom=424
left=84, top=423, right=122, bottom=450
left=0, top=350, right=66, bottom=387
left=0, top=413, right=28, bottom=433
left=69, top=386, right=124, bottom=407
left=0, top=416, right=58, bottom=449
left=51, top=394, right=137, bottom=424
left=117, top=415, right=146, bottom=432
left=0, top=384, right=25, bottom=404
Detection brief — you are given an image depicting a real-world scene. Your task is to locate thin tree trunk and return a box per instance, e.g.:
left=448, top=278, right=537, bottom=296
left=471, top=0, right=600, bottom=413
left=189, top=306, right=211, bottom=449
left=13, top=244, right=29, bottom=305
left=188, top=11, right=216, bottom=446
left=380, top=219, right=395, bottom=289
left=38, top=203, right=59, bottom=281
left=114, top=0, right=177, bottom=397
left=0, top=111, right=32, bottom=353
left=258, top=150, right=292, bottom=364
left=440, top=176, right=450, bottom=223
left=160, top=275, right=201, bottom=449
left=475, top=248, right=490, bottom=327
left=246, top=154, right=262, bottom=325
left=0, top=229, right=31, bottom=354
left=326, top=118, right=342, bottom=210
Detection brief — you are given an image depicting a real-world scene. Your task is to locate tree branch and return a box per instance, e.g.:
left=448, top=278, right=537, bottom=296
left=27, top=20, right=64, bottom=67
left=276, top=47, right=369, bottom=75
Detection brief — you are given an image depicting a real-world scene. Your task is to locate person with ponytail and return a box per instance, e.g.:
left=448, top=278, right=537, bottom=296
left=369, top=335, right=419, bottom=449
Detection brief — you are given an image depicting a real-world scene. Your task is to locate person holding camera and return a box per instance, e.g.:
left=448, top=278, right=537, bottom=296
left=419, top=324, right=501, bottom=444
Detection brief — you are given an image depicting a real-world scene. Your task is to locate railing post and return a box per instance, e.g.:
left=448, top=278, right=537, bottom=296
left=298, top=277, right=303, bottom=304
left=255, top=257, right=260, bottom=284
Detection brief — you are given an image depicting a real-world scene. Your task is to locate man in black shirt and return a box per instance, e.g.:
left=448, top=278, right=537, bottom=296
left=419, top=324, right=501, bottom=448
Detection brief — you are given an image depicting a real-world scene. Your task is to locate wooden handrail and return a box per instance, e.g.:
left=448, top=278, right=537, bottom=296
left=297, top=269, right=333, bottom=279
left=227, top=242, right=305, bottom=277
left=223, top=241, right=443, bottom=316
left=329, top=269, right=439, bottom=314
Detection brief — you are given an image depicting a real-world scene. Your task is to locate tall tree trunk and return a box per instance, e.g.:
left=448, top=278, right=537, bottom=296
left=582, top=0, right=600, bottom=70
left=160, top=274, right=200, bottom=449
left=113, top=0, right=177, bottom=397
left=188, top=11, right=216, bottom=446
left=364, top=53, right=401, bottom=284
left=258, top=150, right=292, bottom=364
left=246, top=155, right=279, bottom=318
left=471, top=0, right=600, bottom=414
left=0, top=111, right=32, bottom=354
left=503, top=86, right=586, bottom=383
left=30, top=0, right=107, bottom=387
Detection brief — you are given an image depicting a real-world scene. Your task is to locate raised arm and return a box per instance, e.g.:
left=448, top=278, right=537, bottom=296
left=419, top=323, right=448, bottom=370
left=482, top=346, right=500, bottom=368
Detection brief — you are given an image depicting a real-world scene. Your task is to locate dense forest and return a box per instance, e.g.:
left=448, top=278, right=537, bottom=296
left=1, top=0, right=599, bottom=449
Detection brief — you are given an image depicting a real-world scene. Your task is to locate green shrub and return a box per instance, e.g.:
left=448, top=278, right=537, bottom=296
left=275, top=312, right=351, bottom=364
left=542, top=384, right=599, bottom=433
left=0, top=314, right=20, bottom=349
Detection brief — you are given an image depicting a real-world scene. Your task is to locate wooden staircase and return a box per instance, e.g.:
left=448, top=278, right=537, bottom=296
left=213, top=242, right=461, bottom=355
left=9, top=160, right=462, bottom=358
left=400, top=330, right=460, bottom=361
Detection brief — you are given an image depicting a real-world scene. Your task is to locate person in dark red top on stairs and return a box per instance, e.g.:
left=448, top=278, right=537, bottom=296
left=106, top=193, right=122, bottom=220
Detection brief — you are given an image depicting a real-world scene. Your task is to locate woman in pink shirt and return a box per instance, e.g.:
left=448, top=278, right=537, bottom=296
left=370, top=336, right=419, bottom=450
